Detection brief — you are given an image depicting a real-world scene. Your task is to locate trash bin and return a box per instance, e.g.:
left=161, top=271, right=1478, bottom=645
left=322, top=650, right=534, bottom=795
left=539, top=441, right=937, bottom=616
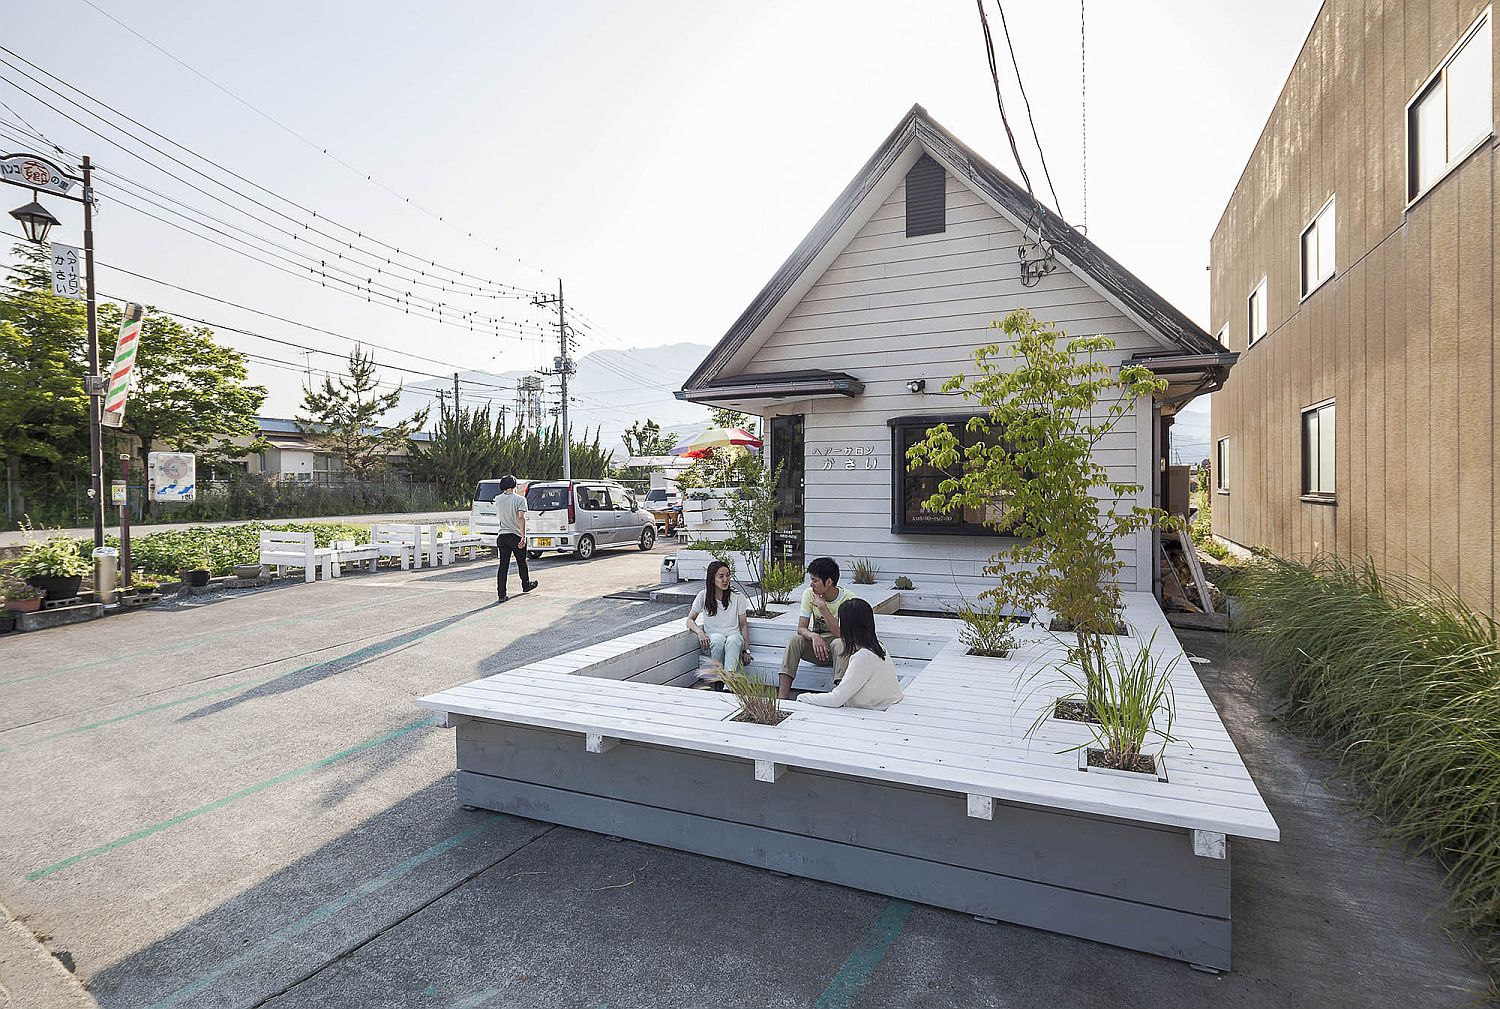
left=93, top=546, right=118, bottom=604
left=659, top=556, right=678, bottom=584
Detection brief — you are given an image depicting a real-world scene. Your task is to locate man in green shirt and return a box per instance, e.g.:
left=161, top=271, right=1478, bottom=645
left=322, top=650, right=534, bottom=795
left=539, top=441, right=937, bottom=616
left=778, top=556, right=855, bottom=699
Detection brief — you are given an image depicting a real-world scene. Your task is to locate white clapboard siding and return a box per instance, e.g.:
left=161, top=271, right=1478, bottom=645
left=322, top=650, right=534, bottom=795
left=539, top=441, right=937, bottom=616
left=417, top=593, right=1279, bottom=842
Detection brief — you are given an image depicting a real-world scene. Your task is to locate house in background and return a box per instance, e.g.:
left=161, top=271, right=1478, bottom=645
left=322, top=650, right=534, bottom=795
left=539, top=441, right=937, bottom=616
left=226, top=417, right=432, bottom=483
left=679, top=105, right=1233, bottom=593
left=1210, top=0, right=1497, bottom=619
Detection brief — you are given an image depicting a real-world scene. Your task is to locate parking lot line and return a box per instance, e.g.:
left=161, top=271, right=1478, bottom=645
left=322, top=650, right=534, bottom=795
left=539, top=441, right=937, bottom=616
left=27, top=716, right=436, bottom=882
left=813, top=899, right=913, bottom=1009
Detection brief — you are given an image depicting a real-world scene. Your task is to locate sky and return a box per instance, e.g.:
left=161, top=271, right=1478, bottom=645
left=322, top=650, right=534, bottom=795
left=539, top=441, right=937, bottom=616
left=2, top=0, right=1323, bottom=461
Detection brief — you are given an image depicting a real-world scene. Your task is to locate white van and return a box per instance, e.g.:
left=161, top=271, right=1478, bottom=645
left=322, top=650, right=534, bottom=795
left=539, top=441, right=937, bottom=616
left=524, top=480, right=656, bottom=560
left=469, top=479, right=530, bottom=538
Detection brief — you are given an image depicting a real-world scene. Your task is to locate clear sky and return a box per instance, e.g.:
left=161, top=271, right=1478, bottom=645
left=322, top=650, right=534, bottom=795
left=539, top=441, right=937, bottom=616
left=3, top=0, right=1322, bottom=459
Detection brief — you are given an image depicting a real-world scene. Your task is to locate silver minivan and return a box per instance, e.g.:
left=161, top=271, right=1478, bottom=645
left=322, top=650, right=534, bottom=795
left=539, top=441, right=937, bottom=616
left=524, top=480, right=656, bottom=560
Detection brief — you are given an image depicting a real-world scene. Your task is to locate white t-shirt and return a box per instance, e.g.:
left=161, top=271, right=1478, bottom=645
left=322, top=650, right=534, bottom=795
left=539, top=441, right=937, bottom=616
left=495, top=492, right=527, bottom=537
left=691, top=589, right=748, bottom=636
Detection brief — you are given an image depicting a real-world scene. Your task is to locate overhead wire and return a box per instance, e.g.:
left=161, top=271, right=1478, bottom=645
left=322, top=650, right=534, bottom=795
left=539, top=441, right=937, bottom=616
left=993, top=0, right=1064, bottom=216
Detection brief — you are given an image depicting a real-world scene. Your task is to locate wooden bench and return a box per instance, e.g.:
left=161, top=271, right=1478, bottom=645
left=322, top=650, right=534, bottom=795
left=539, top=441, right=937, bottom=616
left=371, top=524, right=421, bottom=570
left=259, top=531, right=335, bottom=583
left=435, top=529, right=487, bottom=565
left=330, top=539, right=381, bottom=576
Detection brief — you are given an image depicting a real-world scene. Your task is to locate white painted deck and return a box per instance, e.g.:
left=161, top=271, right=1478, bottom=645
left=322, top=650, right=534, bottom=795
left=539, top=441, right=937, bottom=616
left=416, top=592, right=1279, bottom=843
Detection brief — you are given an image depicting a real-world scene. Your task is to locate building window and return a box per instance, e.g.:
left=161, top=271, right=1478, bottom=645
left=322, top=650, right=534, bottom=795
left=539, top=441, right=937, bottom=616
left=1215, top=437, right=1230, bottom=493
left=1300, top=196, right=1336, bottom=297
left=1247, top=278, right=1268, bottom=345
left=1300, top=400, right=1335, bottom=498
left=888, top=415, right=1017, bottom=536
left=1408, top=9, right=1493, bottom=202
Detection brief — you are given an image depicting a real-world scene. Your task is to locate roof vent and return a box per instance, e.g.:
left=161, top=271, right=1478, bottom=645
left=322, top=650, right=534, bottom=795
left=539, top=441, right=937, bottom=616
left=905, top=154, right=946, bottom=237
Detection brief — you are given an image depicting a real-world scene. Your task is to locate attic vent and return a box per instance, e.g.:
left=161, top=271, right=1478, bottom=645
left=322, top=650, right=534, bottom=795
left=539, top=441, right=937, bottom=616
left=905, top=154, right=946, bottom=237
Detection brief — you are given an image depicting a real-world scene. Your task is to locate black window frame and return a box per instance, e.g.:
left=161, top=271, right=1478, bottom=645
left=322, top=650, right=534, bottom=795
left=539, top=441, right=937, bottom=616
left=888, top=414, right=1018, bottom=537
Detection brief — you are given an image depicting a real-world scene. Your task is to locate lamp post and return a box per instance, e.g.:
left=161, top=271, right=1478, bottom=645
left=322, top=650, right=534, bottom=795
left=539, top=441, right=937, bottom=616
left=1, top=150, right=102, bottom=548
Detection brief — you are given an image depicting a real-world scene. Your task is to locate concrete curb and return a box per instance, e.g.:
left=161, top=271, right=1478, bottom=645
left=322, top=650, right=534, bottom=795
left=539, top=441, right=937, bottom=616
left=0, top=900, right=99, bottom=1009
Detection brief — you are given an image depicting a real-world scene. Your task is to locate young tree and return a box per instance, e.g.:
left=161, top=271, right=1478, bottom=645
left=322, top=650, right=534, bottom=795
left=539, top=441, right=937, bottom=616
left=711, top=458, right=783, bottom=617
left=621, top=418, right=676, bottom=458
left=298, top=345, right=428, bottom=477
left=97, top=303, right=268, bottom=513
left=0, top=245, right=89, bottom=521
left=906, top=309, right=1168, bottom=706
left=709, top=406, right=758, bottom=437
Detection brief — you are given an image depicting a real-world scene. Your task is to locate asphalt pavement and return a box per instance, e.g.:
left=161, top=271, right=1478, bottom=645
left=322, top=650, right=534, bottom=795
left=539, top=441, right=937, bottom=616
left=0, top=550, right=1491, bottom=1008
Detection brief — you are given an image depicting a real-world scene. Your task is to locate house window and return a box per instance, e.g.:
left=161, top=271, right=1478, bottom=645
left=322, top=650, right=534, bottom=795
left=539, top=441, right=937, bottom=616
left=1300, top=196, right=1336, bottom=297
left=1215, top=437, right=1230, bottom=493
left=1408, top=9, right=1493, bottom=202
left=1300, top=401, right=1335, bottom=499
left=889, top=415, right=1017, bottom=536
left=1248, top=278, right=1268, bottom=344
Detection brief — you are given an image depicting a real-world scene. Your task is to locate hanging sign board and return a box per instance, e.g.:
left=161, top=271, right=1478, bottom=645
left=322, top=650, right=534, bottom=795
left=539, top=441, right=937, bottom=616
left=0, top=152, right=80, bottom=196
left=148, top=452, right=196, bottom=503
left=101, top=302, right=144, bottom=429
left=49, top=242, right=82, bottom=300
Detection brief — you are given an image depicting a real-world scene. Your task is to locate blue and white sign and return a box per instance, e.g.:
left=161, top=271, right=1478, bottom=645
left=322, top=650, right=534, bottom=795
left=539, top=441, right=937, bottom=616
left=148, top=451, right=196, bottom=502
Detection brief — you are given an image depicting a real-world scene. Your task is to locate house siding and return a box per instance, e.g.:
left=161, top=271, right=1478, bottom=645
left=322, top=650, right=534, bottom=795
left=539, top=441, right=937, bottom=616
left=1210, top=0, right=1498, bottom=619
left=748, top=172, right=1163, bottom=590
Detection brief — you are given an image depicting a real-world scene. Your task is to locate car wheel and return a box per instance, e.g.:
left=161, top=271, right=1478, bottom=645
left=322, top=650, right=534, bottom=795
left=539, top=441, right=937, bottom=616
left=527, top=550, right=543, bottom=560
left=574, top=535, right=595, bottom=560
left=640, top=526, right=656, bottom=551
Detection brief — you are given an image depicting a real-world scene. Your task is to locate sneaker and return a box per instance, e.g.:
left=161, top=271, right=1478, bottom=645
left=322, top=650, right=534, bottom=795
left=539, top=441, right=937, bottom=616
left=496, top=594, right=510, bottom=603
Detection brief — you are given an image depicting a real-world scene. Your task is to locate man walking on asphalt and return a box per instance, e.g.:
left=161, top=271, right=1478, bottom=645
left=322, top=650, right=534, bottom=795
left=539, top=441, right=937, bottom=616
left=494, top=475, right=538, bottom=602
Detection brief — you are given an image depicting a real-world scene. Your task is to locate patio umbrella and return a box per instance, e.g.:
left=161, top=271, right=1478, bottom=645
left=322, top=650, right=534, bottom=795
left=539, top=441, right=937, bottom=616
left=671, top=426, right=763, bottom=459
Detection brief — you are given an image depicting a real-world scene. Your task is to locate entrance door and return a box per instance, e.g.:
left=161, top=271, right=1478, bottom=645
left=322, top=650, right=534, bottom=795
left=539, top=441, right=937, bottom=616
left=770, top=414, right=805, bottom=568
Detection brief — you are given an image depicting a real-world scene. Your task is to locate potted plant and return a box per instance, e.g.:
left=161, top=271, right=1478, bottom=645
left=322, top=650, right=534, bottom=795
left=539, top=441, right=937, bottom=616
left=184, top=555, right=212, bottom=587
left=232, top=563, right=266, bottom=579
left=14, top=536, right=92, bottom=601
left=4, top=583, right=44, bottom=613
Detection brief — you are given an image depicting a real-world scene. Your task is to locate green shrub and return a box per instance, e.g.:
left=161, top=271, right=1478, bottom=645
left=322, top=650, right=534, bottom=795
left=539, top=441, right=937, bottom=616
left=1237, top=554, right=1500, bottom=981
left=957, top=600, right=1019, bottom=658
left=762, top=560, right=803, bottom=605
left=13, top=536, right=91, bottom=579
left=893, top=575, right=914, bottom=590
left=80, top=521, right=370, bottom=577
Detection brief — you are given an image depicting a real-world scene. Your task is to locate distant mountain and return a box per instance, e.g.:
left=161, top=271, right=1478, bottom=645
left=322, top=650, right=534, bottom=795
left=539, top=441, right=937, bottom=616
left=394, top=342, right=717, bottom=458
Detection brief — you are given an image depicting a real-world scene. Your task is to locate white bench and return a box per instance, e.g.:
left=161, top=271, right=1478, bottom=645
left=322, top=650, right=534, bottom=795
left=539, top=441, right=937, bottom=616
left=435, top=529, right=487, bottom=565
left=371, top=524, right=422, bottom=570
left=330, top=539, right=381, bottom=576
left=259, top=531, right=335, bottom=583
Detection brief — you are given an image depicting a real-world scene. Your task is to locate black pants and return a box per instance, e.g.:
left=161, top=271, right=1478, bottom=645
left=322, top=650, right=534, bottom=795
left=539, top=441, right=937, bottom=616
left=496, top=533, right=530, bottom=597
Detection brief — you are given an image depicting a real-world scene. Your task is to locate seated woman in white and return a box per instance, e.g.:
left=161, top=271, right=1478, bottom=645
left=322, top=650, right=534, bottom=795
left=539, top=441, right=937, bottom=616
left=685, top=559, right=751, bottom=675
left=798, top=598, right=903, bottom=709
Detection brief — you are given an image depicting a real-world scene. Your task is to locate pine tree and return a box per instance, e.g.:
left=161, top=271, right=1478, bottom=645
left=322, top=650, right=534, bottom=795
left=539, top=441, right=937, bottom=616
left=297, top=346, right=428, bottom=477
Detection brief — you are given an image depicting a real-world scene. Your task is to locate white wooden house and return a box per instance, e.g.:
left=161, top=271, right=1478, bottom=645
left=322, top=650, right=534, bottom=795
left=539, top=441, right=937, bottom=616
left=678, top=106, right=1235, bottom=594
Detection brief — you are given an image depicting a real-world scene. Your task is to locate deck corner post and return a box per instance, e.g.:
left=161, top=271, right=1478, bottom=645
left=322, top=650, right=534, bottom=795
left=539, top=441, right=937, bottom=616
left=585, top=733, right=619, bottom=754
left=966, top=794, right=995, bottom=820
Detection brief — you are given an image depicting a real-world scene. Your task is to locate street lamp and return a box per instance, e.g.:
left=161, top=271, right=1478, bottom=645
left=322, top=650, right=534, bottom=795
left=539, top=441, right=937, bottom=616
left=9, top=199, right=60, bottom=243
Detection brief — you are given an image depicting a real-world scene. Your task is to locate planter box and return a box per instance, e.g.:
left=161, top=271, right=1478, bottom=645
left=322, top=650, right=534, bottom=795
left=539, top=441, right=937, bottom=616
left=673, top=548, right=761, bottom=584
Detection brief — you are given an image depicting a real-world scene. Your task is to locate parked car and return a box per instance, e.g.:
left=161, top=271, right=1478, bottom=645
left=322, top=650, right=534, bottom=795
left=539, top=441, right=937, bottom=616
left=469, top=479, right=531, bottom=538
left=524, top=480, right=656, bottom=560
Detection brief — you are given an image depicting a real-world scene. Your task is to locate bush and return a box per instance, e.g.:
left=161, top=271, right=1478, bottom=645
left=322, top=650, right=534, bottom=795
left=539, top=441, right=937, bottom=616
left=13, top=536, right=91, bottom=579
left=893, top=575, right=914, bottom=590
left=79, top=521, right=371, bottom=578
left=1236, top=554, right=1500, bottom=981
left=762, top=560, right=803, bottom=605
left=957, top=600, right=1019, bottom=658
left=851, top=558, right=879, bottom=585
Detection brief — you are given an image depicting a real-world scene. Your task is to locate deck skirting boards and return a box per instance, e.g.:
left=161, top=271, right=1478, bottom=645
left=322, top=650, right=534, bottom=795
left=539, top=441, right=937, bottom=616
left=454, top=720, right=1233, bottom=969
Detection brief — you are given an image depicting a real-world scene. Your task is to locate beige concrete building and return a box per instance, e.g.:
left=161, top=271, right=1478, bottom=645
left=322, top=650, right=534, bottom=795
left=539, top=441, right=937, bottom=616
left=1211, top=0, right=1498, bottom=618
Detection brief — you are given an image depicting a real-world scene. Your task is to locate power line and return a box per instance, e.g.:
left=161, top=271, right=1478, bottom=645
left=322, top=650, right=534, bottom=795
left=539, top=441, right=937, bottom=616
left=992, top=0, right=1064, bottom=216
left=0, top=47, right=547, bottom=298
left=72, top=0, right=555, bottom=280
left=974, top=0, right=1035, bottom=202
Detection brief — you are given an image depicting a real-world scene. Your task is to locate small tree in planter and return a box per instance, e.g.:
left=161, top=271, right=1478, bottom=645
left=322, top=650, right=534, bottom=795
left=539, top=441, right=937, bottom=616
left=709, top=459, right=783, bottom=617
left=905, top=309, right=1170, bottom=709
left=762, top=559, right=804, bottom=605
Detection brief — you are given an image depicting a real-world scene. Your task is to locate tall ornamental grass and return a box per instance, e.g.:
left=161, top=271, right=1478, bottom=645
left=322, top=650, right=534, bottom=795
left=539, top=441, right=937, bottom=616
left=1236, top=555, right=1500, bottom=971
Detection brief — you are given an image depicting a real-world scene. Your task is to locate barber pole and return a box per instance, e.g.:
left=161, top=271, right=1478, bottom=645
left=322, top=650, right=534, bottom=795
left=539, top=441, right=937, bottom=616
left=101, top=303, right=144, bottom=429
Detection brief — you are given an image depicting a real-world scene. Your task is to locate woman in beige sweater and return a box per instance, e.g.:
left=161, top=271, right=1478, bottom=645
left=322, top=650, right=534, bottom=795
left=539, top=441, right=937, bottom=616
left=798, top=598, right=903, bottom=710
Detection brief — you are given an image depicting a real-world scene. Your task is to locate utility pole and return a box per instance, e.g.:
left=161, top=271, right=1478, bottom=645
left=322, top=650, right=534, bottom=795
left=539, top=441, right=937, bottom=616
left=452, top=371, right=461, bottom=413
left=532, top=280, right=574, bottom=479
left=82, top=155, right=103, bottom=548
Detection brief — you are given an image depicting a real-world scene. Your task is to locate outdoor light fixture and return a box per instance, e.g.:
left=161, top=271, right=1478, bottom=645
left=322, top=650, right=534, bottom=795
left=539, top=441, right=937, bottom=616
left=906, top=379, right=926, bottom=394
left=9, top=200, right=60, bottom=244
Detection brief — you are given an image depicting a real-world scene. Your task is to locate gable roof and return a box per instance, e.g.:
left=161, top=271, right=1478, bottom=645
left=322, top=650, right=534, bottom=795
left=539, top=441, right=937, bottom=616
left=683, top=105, right=1227, bottom=392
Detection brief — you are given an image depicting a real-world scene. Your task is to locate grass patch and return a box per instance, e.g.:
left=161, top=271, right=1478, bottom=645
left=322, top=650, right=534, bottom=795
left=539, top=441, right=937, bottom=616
left=1236, top=554, right=1500, bottom=985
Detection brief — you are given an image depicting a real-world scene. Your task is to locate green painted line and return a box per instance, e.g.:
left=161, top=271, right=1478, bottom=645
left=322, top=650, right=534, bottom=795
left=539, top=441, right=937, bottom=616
left=147, top=816, right=502, bottom=1008
left=813, top=899, right=914, bottom=1009
left=27, top=716, right=435, bottom=882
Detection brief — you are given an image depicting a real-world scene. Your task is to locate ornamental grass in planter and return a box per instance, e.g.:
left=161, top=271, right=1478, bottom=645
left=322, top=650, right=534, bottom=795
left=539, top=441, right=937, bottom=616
left=1236, top=554, right=1500, bottom=983
left=710, top=662, right=789, bottom=726
left=1025, top=630, right=1179, bottom=779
